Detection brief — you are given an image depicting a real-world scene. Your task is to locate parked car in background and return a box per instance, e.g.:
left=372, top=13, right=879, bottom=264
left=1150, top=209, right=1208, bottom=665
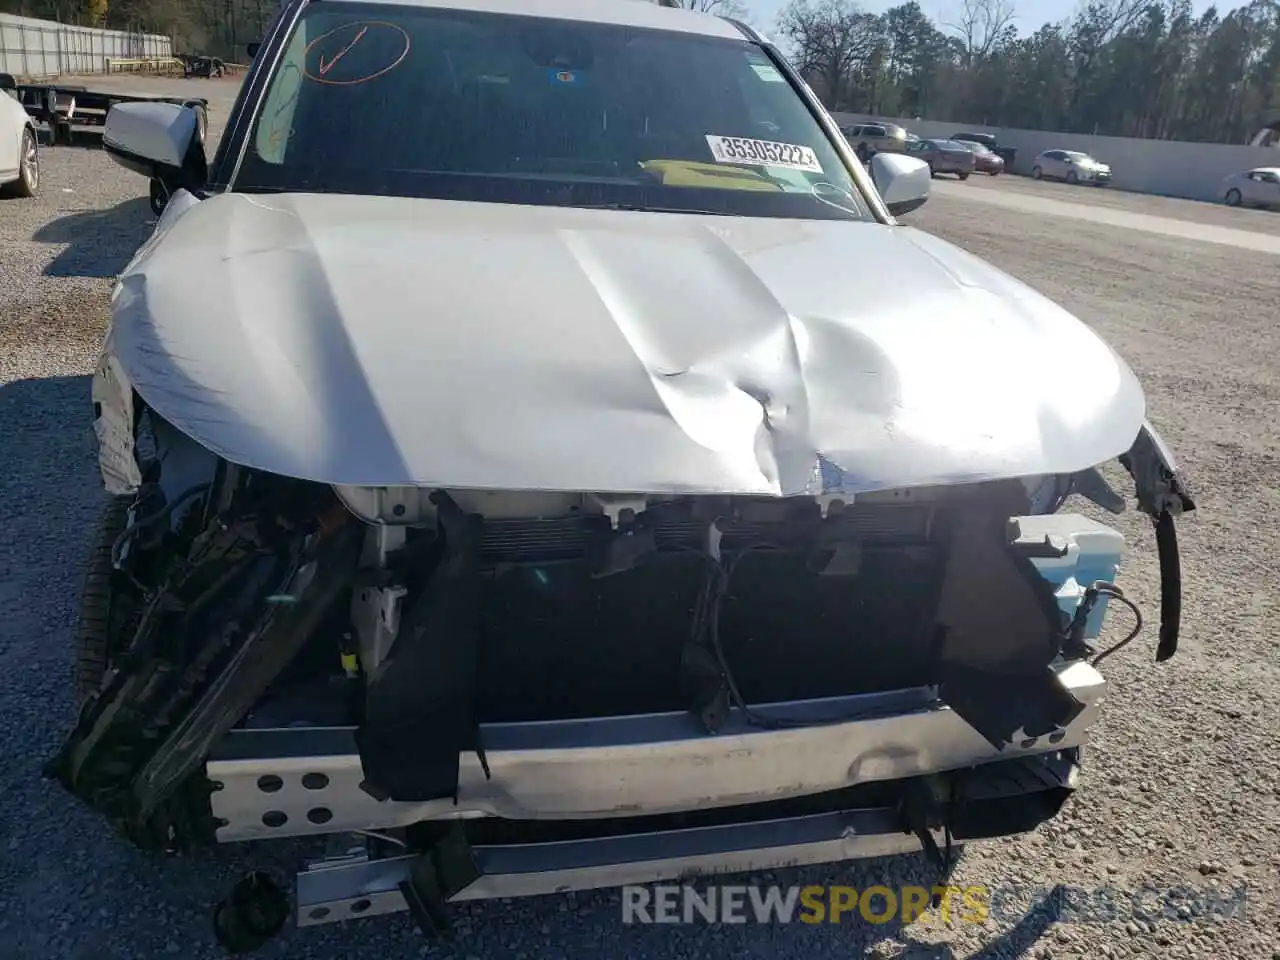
left=1220, top=167, right=1280, bottom=209
left=840, top=120, right=909, bottom=162
left=908, top=138, right=976, bottom=179
left=0, top=73, right=39, bottom=198
left=951, top=131, right=1016, bottom=168
left=1032, top=150, right=1111, bottom=186
left=954, top=139, right=1004, bottom=175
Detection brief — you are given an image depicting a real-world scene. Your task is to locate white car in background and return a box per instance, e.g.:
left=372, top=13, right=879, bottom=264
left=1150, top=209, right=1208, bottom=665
left=0, top=74, right=40, bottom=198
left=1031, top=149, right=1111, bottom=186
left=1220, top=167, right=1280, bottom=209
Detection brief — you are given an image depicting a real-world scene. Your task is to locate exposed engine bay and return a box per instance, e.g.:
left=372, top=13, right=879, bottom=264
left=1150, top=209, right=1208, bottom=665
left=48, top=393, right=1194, bottom=944
left=54, top=392, right=1193, bottom=822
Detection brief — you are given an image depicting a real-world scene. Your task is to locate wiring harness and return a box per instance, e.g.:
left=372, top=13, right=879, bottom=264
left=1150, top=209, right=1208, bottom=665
left=1065, top=579, right=1145, bottom=667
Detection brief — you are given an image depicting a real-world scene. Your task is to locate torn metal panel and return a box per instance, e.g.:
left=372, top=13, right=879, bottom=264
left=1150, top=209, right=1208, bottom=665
left=45, top=483, right=363, bottom=844
left=1122, top=421, right=1196, bottom=518
left=1120, top=421, right=1196, bottom=662
left=91, top=351, right=143, bottom=495
left=108, top=191, right=1148, bottom=495
left=131, top=516, right=365, bottom=820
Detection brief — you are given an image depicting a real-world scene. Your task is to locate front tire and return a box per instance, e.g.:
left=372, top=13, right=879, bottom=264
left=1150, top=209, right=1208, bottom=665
left=149, top=178, right=169, bottom=216
left=1032, top=165, right=1042, bottom=180
left=958, top=171, right=970, bottom=181
left=1, top=127, right=39, bottom=198
left=1066, top=170, right=1079, bottom=184
left=75, top=496, right=134, bottom=704
left=1225, top=188, right=1242, bottom=207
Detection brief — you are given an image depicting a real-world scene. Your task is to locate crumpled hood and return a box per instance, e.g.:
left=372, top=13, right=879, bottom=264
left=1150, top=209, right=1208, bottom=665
left=110, top=192, right=1145, bottom=495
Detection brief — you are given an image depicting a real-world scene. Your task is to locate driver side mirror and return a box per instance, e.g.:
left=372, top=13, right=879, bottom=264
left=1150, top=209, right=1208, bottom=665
left=870, top=152, right=930, bottom=217
left=247, top=42, right=261, bottom=59
left=103, top=101, right=207, bottom=200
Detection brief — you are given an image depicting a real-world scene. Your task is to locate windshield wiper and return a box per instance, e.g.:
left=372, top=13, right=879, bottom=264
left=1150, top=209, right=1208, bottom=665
left=575, top=202, right=732, bottom=215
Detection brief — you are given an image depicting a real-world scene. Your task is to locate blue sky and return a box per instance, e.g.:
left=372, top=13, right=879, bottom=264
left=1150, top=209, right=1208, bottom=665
left=746, top=0, right=1223, bottom=41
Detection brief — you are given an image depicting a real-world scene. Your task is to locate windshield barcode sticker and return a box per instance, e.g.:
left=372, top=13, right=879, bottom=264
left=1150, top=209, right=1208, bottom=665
left=749, top=63, right=785, bottom=83
left=705, top=135, right=823, bottom=173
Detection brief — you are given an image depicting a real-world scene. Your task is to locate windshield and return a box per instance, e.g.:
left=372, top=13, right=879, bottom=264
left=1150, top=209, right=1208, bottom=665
left=236, top=2, right=868, bottom=220
left=1064, top=151, right=1092, bottom=161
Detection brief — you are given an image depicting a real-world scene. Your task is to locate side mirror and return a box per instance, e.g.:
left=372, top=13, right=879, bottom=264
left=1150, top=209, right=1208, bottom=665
left=247, top=42, right=262, bottom=59
left=870, top=152, right=931, bottom=217
left=103, top=101, right=206, bottom=198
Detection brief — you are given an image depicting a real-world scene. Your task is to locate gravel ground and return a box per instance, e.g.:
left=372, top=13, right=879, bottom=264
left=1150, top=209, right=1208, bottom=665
left=1, top=78, right=1278, bottom=960
left=942, top=171, right=1280, bottom=236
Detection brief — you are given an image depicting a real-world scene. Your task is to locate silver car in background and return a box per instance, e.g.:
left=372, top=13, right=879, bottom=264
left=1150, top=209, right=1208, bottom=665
left=1031, top=149, right=1112, bottom=186
left=1220, top=167, right=1280, bottom=209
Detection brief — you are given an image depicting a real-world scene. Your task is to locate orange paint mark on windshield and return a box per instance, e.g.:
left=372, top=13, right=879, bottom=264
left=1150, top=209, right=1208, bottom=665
left=318, top=25, right=367, bottom=76
left=302, top=21, right=411, bottom=86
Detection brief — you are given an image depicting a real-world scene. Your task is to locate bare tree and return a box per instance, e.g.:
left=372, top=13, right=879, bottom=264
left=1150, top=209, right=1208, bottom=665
left=666, top=0, right=747, bottom=18
left=1064, top=0, right=1152, bottom=118
left=776, top=0, right=884, bottom=109
left=943, top=0, right=1016, bottom=65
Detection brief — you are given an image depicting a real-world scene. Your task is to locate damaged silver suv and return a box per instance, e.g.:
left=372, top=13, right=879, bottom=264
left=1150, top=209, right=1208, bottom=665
left=50, top=0, right=1194, bottom=950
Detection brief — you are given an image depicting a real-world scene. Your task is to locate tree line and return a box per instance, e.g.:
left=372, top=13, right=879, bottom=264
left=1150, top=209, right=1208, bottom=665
left=772, top=0, right=1280, bottom=144
left=2, top=0, right=1276, bottom=144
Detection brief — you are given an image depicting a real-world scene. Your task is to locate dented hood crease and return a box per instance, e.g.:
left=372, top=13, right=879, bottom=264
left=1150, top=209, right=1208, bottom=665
left=109, top=192, right=1146, bottom=495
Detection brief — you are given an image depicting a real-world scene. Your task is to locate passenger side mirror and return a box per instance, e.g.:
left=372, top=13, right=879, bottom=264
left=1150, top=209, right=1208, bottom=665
left=247, top=42, right=261, bottom=59
left=103, top=101, right=207, bottom=198
left=870, top=152, right=931, bottom=216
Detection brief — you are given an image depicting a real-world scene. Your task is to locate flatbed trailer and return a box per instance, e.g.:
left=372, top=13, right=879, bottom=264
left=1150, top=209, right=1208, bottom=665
left=0, top=75, right=207, bottom=146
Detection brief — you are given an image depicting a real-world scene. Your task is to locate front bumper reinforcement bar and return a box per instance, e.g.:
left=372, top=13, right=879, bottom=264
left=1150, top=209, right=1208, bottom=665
left=294, top=751, right=1078, bottom=930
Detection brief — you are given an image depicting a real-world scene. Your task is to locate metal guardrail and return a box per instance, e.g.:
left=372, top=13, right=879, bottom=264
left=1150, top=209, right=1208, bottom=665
left=105, top=57, right=184, bottom=74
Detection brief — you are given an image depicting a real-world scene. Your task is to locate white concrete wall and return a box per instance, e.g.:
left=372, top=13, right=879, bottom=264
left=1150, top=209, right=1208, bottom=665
left=0, top=13, right=171, bottom=78
left=833, top=111, right=1280, bottom=204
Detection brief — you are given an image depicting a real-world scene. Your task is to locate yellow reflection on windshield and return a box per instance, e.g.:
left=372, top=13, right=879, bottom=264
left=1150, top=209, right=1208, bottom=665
left=639, top=160, right=783, bottom=192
